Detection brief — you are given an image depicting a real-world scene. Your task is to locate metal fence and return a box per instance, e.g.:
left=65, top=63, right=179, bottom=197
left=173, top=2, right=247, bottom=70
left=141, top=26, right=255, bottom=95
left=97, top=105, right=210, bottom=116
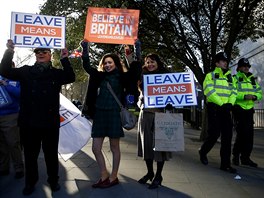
left=182, top=108, right=264, bottom=129
left=254, top=109, right=264, bottom=128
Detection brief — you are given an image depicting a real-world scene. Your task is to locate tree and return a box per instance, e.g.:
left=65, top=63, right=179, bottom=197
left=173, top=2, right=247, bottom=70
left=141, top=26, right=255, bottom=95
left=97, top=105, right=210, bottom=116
left=124, top=0, right=263, bottom=139
left=39, top=0, right=263, bottom=135
left=40, top=0, right=263, bottom=83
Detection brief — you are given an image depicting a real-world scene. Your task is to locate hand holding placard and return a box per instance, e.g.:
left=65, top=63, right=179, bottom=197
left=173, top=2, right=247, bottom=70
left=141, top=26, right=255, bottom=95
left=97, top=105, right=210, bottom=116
left=6, top=39, right=15, bottom=52
left=61, top=48, right=69, bottom=59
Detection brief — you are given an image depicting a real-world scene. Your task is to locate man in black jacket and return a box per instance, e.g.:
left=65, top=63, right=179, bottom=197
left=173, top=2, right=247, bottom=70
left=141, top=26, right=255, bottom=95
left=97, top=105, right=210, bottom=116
left=0, top=40, right=75, bottom=195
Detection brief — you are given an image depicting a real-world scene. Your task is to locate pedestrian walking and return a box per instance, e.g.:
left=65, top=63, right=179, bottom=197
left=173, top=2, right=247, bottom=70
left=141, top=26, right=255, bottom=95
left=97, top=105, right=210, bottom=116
left=199, top=52, right=237, bottom=173
left=232, top=58, right=263, bottom=167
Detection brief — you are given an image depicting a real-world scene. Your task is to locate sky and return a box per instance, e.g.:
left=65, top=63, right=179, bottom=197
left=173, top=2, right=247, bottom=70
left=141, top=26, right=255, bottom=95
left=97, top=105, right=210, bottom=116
left=0, top=0, right=46, bottom=66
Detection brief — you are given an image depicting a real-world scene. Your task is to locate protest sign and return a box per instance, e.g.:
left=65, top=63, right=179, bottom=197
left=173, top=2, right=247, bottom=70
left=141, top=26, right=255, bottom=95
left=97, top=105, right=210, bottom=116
left=143, top=72, right=197, bottom=108
left=84, top=7, right=140, bottom=44
left=0, top=86, right=12, bottom=108
left=10, top=12, right=65, bottom=49
left=59, top=94, right=91, bottom=161
left=154, top=112, right=184, bottom=152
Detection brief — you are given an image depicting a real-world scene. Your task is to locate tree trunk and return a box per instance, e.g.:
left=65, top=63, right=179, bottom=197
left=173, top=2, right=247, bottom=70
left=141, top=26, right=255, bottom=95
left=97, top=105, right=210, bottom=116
left=200, top=104, right=208, bottom=141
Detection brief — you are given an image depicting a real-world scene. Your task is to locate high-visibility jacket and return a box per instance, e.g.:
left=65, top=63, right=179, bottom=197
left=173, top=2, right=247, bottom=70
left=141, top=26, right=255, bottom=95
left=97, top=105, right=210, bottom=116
left=234, top=71, right=263, bottom=110
left=203, top=67, right=237, bottom=106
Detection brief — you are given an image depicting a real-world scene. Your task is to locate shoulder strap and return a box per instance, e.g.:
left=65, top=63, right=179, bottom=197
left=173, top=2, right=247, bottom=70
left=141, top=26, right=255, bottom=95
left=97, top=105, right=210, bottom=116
left=107, top=82, right=123, bottom=108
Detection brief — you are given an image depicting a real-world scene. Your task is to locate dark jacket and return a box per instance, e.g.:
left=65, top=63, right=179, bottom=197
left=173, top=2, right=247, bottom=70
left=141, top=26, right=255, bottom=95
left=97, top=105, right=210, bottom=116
left=0, top=49, right=75, bottom=128
left=81, top=56, right=131, bottom=117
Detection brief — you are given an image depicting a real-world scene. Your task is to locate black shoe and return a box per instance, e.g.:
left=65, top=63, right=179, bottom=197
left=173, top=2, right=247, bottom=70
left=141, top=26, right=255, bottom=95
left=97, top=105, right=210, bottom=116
left=15, top=171, right=24, bottom=179
left=50, top=183, right=61, bottom=192
left=232, top=155, right=239, bottom=166
left=22, top=185, right=35, bottom=196
left=220, top=166, right=237, bottom=174
left=241, top=158, right=258, bottom=167
left=138, top=172, right=154, bottom=184
left=199, top=149, right=208, bottom=165
left=0, top=170, right=9, bottom=176
left=148, top=176, right=163, bottom=189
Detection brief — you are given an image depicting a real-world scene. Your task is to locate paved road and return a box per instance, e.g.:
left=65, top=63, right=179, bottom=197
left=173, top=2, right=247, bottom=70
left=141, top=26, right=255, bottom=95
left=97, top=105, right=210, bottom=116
left=0, top=125, right=263, bottom=198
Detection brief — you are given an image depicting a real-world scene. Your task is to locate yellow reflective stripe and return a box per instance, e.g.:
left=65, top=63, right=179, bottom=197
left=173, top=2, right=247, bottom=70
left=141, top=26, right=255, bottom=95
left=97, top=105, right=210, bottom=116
left=231, top=91, right=237, bottom=95
left=218, top=93, right=230, bottom=97
left=214, top=85, right=232, bottom=90
left=206, top=89, right=216, bottom=97
left=238, top=88, right=259, bottom=92
left=204, top=84, right=214, bottom=90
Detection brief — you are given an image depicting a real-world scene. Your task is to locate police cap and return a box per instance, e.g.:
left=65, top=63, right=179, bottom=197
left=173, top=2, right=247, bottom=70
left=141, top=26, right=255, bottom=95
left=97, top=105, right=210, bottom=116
left=237, top=58, right=251, bottom=68
left=215, top=52, right=228, bottom=62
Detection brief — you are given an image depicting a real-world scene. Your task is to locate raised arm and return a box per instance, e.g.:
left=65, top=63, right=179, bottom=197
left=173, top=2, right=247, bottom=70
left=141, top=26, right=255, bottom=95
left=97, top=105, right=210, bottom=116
left=58, top=47, right=75, bottom=84
left=0, top=40, right=16, bottom=79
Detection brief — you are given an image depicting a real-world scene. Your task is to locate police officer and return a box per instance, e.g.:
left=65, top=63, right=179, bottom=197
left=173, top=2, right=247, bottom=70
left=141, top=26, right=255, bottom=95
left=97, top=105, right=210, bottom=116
left=232, top=58, right=262, bottom=167
left=0, top=40, right=75, bottom=195
left=199, top=52, right=237, bottom=173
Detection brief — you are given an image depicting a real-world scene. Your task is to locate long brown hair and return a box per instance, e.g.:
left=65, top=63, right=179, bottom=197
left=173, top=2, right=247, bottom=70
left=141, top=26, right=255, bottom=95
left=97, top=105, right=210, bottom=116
left=98, top=53, right=125, bottom=72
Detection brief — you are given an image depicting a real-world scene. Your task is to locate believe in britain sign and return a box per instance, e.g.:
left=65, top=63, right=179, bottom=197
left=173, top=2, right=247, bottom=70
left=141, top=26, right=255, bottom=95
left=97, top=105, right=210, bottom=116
left=10, top=12, right=65, bottom=49
left=143, top=72, right=197, bottom=108
left=84, top=7, right=140, bottom=45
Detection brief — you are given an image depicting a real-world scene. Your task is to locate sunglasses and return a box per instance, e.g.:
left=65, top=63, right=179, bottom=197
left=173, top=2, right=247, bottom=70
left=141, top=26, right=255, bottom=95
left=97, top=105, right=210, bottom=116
left=35, top=50, right=50, bottom=55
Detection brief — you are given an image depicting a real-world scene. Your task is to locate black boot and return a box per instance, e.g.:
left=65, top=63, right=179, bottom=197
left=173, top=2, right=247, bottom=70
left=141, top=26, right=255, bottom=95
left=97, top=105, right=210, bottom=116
left=199, top=149, right=208, bottom=165
left=138, top=159, right=154, bottom=184
left=148, top=161, right=164, bottom=189
left=148, top=175, right=163, bottom=189
left=240, top=157, right=258, bottom=167
left=138, top=172, right=154, bottom=184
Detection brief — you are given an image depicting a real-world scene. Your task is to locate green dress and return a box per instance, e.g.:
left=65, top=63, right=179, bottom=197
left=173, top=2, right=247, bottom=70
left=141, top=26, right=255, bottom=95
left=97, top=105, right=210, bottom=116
left=92, top=69, right=124, bottom=138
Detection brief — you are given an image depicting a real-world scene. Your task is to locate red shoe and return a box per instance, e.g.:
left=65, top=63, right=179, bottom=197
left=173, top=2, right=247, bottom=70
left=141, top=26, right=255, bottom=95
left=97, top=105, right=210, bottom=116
left=92, top=177, right=109, bottom=188
left=100, top=178, right=119, bottom=188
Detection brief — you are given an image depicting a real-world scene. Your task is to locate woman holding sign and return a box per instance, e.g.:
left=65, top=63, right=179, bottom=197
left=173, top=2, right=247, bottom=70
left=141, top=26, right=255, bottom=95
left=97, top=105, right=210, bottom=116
left=137, top=53, right=171, bottom=189
left=80, top=41, right=131, bottom=188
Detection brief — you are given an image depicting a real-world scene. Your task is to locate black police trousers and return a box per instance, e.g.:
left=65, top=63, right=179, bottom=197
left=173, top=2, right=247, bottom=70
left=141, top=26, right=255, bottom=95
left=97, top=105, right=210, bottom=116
left=200, top=103, right=233, bottom=167
left=232, top=105, right=254, bottom=160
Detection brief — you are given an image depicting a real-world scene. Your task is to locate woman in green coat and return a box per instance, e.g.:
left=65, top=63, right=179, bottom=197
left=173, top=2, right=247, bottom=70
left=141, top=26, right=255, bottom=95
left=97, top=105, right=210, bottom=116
left=81, top=41, right=130, bottom=189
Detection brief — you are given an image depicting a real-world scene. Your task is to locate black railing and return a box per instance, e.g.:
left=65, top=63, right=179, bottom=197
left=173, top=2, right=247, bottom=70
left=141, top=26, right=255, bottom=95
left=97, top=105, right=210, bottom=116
left=254, top=109, right=264, bottom=128
left=183, top=108, right=264, bottom=129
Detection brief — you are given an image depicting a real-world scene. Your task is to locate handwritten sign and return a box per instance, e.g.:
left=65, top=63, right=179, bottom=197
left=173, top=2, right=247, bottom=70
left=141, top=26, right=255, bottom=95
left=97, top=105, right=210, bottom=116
left=84, top=7, right=140, bottom=45
left=10, top=12, right=65, bottom=49
left=143, top=72, right=197, bottom=108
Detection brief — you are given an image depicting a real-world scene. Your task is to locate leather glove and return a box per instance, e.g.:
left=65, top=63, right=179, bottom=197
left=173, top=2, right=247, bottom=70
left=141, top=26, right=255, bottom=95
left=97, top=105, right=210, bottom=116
left=222, top=103, right=232, bottom=111
left=252, top=95, right=257, bottom=101
left=80, top=40, right=89, bottom=57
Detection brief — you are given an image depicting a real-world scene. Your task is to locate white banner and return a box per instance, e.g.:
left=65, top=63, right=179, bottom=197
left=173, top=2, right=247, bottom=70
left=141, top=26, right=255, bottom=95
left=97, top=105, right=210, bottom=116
left=59, top=94, right=92, bottom=161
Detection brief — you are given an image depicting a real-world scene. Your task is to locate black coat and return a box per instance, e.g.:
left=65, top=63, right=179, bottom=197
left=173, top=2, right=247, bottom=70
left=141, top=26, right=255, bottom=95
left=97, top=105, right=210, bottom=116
left=0, top=50, right=75, bottom=128
left=81, top=56, right=136, bottom=118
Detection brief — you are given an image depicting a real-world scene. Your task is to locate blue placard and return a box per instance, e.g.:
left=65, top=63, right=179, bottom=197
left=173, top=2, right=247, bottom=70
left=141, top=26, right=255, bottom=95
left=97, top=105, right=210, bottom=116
left=0, top=86, right=13, bottom=108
